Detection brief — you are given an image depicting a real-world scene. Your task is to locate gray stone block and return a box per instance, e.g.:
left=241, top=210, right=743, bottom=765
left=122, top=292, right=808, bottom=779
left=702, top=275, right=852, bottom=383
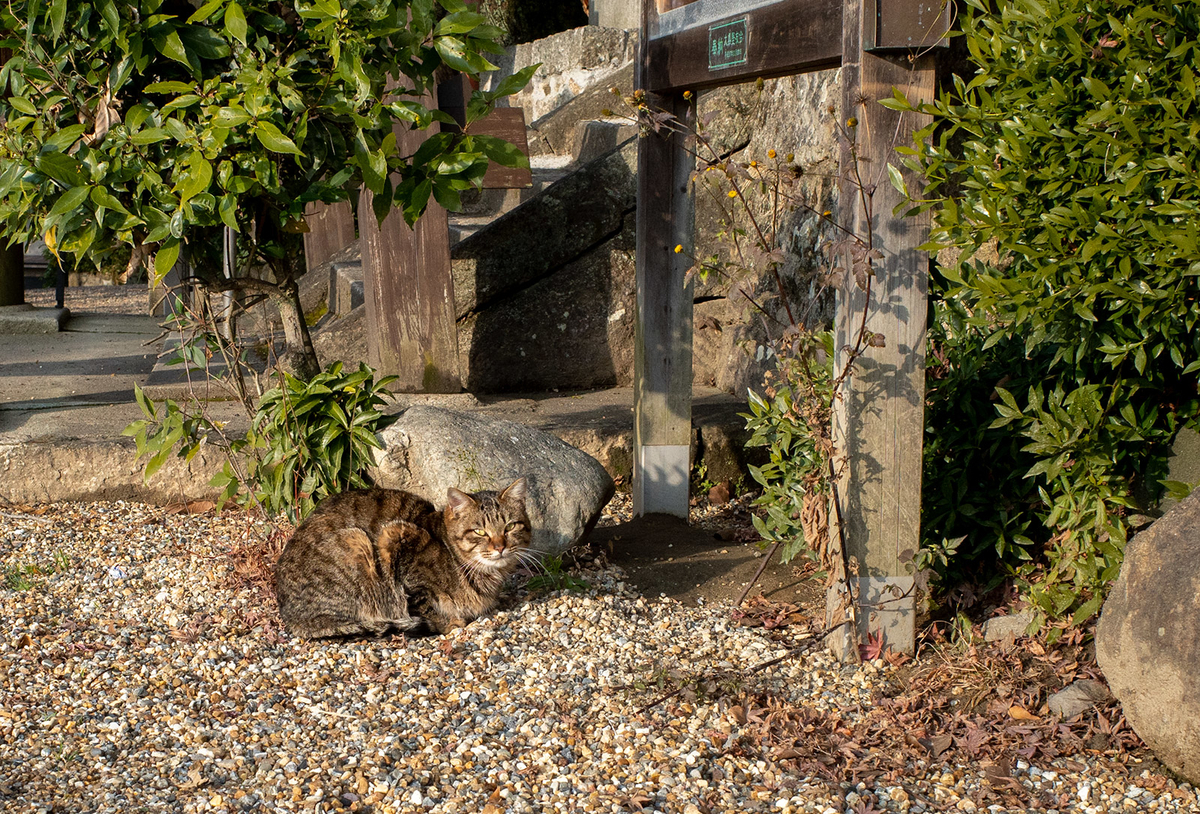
left=371, top=405, right=615, bottom=555
left=0, top=304, right=69, bottom=334
left=329, top=261, right=364, bottom=318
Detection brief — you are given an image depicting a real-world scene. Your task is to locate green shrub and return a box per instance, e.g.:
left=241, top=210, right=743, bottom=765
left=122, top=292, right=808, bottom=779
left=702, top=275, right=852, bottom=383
left=126, top=362, right=398, bottom=523
left=895, top=0, right=1200, bottom=623
left=743, top=332, right=835, bottom=566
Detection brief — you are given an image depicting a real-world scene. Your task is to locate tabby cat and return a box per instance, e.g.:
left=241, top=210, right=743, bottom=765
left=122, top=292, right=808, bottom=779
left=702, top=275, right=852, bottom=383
left=274, top=478, right=533, bottom=638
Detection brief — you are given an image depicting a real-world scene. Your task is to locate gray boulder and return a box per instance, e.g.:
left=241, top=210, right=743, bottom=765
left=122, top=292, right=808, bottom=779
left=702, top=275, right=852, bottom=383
left=370, top=406, right=615, bottom=555
left=1096, top=490, right=1200, bottom=783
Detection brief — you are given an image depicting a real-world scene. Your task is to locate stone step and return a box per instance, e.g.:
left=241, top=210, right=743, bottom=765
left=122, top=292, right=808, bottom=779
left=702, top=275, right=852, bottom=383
left=328, top=260, right=363, bottom=318
left=448, top=215, right=500, bottom=246
left=454, top=165, right=572, bottom=220
left=572, top=118, right=640, bottom=166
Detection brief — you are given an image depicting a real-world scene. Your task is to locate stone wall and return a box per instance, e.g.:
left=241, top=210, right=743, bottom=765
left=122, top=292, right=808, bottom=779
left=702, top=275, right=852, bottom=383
left=484, top=26, right=638, bottom=123
left=689, top=70, right=842, bottom=397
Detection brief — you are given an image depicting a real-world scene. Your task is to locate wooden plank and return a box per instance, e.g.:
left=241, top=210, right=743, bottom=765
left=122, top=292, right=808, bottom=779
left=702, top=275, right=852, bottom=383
left=359, top=85, right=461, bottom=393
left=476, top=108, right=533, bottom=189
left=302, top=200, right=356, bottom=274
left=827, top=0, right=934, bottom=658
left=643, top=0, right=842, bottom=94
left=438, top=75, right=532, bottom=189
left=657, top=0, right=701, bottom=11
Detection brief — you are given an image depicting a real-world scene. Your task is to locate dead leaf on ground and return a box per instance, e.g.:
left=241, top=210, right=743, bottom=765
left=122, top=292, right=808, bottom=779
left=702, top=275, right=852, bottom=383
left=924, top=733, right=953, bottom=758
left=164, top=500, right=216, bottom=515
left=481, top=788, right=505, bottom=814
left=983, top=758, right=1022, bottom=791
left=179, top=765, right=208, bottom=791
left=1008, top=705, right=1040, bottom=721
left=730, top=595, right=806, bottom=629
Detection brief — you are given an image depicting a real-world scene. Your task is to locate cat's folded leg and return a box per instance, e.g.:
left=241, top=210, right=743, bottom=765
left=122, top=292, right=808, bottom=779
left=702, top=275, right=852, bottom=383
left=285, top=612, right=419, bottom=639
left=423, top=609, right=468, bottom=635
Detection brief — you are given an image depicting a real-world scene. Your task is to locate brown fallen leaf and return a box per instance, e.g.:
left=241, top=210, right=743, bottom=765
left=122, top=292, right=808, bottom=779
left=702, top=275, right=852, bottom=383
left=179, top=765, right=208, bottom=792
left=983, top=758, right=1022, bottom=790
left=1008, top=704, right=1040, bottom=721
left=165, top=500, right=216, bottom=515
left=924, top=733, right=953, bottom=758
left=481, top=787, right=505, bottom=814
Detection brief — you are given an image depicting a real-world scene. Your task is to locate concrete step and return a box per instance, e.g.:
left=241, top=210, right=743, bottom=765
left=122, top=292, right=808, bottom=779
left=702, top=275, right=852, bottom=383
left=140, top=331, right=236, bottom=402
left=454, top=165, right=572, bottom=220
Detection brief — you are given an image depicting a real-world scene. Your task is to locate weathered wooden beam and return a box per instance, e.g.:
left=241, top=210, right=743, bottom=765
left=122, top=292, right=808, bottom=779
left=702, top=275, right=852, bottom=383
left=359, top=86, right=461, bottom=393
left=827, top=0, right=935, bottom=659
left=643, top=0, right=842, bottom=94
left=634, top=4, right=696, bottom=516
left=302, top=201, right=356, bottom=275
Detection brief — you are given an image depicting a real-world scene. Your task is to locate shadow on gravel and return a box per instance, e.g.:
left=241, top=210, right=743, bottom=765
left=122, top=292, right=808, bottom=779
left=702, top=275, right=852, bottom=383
left=590, top=513, right=823, bottom=608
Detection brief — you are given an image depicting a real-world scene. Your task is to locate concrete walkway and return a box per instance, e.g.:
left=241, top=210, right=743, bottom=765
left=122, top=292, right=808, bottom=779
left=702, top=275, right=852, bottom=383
left=0, top=290, right=749, bottom=505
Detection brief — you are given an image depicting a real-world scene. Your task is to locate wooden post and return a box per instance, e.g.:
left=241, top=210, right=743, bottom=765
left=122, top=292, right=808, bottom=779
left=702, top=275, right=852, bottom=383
left=827, top=0, right=935, bottom=658
left=633, top=20, right=696, bottom=517
left=303, top=201, right=356, bottom=274
left=359, top=87, right=461, bottom=393
left=0, top=243, right=22, bottom=307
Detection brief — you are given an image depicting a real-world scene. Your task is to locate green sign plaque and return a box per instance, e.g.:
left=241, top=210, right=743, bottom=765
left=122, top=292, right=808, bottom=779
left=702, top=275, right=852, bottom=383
left=708, top=18, right=748, bottom=71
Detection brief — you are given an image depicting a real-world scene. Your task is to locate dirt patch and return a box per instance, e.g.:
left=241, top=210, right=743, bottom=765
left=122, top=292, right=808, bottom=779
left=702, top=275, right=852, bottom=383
left=588, top=512, right=823, bottom=609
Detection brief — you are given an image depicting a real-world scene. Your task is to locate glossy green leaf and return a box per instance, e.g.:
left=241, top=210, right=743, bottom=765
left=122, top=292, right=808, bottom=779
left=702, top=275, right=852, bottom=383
left=224, top=2, right=247, bottom=44
left=254, top=121, right=301, bottom=155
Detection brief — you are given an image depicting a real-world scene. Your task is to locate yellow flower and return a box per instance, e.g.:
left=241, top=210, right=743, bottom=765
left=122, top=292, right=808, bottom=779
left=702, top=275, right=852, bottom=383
left=767, top=149, right=776, bottom=159
left=727, top=190, right=738, bottom=198
left=674, top=244, right=683, bottom=254
left=786, top=153, right=795, bottom=162
left=749, top=160, right=758, bottom=168
left=683, top=90, right=693, bottom=100
left=846, top=117, right=858, bottom=128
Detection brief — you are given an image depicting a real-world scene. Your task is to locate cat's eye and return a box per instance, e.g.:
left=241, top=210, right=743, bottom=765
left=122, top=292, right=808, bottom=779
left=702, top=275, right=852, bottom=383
left=505, top=522, right=524, bottom=531
left=472, top=529, right=489, bottom=537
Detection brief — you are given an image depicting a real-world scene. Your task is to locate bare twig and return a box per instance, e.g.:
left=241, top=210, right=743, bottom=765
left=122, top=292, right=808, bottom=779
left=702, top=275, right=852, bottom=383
left=734, top=539, right=782, bottom=608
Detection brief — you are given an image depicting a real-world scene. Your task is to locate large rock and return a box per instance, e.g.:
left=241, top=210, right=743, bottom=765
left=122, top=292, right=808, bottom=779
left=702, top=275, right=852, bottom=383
left=1096, top=491, right=1200, bottom=783
left=370, top=406, right=615, bottom=555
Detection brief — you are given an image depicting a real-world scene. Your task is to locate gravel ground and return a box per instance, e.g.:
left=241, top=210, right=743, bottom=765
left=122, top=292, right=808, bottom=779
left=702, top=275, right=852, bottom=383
left=25, top=284, right=151, bottom=316
left=2, top=501, right=1197, bottom=814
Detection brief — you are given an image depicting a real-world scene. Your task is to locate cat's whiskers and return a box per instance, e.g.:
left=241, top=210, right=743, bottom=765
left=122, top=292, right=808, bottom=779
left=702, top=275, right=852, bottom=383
left=512, top=548, right=547, bottom=574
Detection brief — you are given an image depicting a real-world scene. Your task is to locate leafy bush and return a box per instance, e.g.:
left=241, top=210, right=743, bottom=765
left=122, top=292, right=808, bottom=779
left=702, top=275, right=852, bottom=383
left=0, top=0, right=534, bottom=378
left=743, top=332, right=835, bottom=566
left=896, top=0, right=1200, bottom=623
left=126, top=362, right=397, bottom=522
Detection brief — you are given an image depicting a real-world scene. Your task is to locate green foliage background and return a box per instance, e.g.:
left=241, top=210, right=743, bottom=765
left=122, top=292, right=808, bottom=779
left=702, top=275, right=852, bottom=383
left=903, top=0, right=1200, bottom=621
left=0, top=0, right=533, bottom=283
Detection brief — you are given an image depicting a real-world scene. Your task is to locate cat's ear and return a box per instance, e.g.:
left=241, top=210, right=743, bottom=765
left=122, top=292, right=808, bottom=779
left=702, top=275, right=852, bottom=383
left=500, top=477, right=527, bottom=504
left=446, top=487, right=477, bottom=514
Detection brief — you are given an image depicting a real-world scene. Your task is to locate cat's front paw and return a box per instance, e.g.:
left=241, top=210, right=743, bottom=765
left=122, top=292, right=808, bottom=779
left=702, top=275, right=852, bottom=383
left=433, top=616, right=467, bottom=635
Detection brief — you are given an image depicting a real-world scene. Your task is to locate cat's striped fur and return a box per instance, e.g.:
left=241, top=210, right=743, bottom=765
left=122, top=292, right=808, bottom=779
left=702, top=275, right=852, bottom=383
left=274, top=479, right=533, bottom=638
